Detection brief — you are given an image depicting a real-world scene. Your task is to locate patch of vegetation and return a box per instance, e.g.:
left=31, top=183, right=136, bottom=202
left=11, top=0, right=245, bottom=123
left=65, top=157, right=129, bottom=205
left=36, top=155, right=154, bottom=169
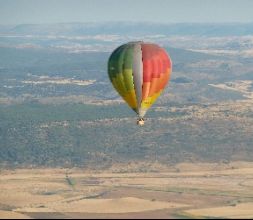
left=65, top=175, right=75, bottom=188
left=0, top=102, right=252, bottom=168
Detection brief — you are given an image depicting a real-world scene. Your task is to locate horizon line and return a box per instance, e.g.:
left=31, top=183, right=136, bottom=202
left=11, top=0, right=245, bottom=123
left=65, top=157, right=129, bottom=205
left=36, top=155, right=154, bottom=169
left=1, top=21, right=253, bottom=26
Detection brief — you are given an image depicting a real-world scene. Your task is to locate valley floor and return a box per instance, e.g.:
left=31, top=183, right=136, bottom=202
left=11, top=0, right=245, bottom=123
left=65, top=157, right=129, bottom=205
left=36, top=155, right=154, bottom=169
left=1, top=161, right=253, bottom=219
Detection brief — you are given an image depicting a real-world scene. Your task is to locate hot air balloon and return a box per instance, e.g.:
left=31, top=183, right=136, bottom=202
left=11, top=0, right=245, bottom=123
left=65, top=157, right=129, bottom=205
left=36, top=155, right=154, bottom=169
left=108, top=41, right=172, bottom=125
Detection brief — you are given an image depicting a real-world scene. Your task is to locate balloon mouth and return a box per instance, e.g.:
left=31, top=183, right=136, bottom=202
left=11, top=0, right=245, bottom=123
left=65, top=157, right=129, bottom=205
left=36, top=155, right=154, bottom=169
left=137, top=118, right=145, bottom=126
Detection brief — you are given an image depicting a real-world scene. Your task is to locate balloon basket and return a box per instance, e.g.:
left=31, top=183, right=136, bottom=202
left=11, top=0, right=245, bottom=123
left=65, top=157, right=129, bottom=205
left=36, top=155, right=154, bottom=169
left=137, top=118, right=145, bottom=126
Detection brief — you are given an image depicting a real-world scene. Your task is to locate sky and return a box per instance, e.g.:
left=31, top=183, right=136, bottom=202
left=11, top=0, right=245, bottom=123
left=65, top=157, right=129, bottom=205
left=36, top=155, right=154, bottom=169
left=1, top=0, right=253, bottom=25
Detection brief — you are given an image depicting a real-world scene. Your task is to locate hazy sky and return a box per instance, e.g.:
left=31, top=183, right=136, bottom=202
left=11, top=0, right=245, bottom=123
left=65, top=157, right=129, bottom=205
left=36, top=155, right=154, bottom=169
left=1, top=0, right=253, bottom=25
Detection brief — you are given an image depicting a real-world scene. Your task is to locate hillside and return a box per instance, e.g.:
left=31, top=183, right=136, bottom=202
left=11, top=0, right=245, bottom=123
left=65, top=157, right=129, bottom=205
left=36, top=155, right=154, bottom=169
left=0, top=23, right=253, bottom=168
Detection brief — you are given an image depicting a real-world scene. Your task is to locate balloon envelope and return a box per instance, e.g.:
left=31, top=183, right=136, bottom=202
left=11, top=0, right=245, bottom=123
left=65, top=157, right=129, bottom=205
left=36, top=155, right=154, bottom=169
left=108, top=41, right=172, bottom=118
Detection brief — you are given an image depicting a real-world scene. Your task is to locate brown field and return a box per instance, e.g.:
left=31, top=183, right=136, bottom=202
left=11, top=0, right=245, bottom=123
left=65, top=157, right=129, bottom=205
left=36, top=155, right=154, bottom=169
left=1, top=161, right=253, bottom=219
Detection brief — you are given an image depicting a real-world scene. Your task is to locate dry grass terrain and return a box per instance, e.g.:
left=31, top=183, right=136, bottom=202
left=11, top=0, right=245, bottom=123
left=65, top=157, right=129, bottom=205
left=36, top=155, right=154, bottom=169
left=184, top=203, right=253, bottom=219
left=1, top=161, right=253, bottom=219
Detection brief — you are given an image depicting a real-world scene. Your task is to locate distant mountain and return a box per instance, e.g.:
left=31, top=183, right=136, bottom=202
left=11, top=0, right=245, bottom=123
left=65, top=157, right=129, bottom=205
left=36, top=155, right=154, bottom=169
left=0, top=45, right=216, bottom=79
left=1, top=22, right=253, bottom=36
left=165, top=46, right=218, bottom=64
